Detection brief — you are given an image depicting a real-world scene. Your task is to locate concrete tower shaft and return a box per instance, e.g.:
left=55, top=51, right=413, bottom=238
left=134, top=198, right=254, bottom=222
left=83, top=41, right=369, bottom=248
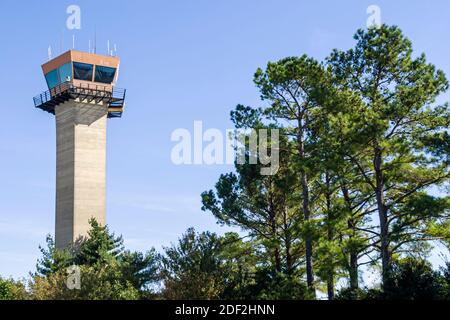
left=55, top=100, right=108, bottom=249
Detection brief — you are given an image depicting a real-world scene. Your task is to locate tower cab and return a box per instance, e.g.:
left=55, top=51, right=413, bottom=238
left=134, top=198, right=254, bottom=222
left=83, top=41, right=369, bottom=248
left=34, top=50, right=126, bottom=118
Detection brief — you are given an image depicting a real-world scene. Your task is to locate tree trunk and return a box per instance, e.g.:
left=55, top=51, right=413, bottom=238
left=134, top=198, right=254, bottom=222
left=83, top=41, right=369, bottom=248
left=274, top=247, right=282, bottom=273
left=269, top=204, right=282, bottom=273
left=296, top=110, right=315, bottom=297
left=373, top=143, right=390, bottom=286
left=285, top=240, right=293, bottom=275
left=272, top=225, right=282, bottom=272
left=298, top=128, right=315, bottom=295
left=327, top=277, right=335, bottom=300
left=341, top=183, right=359, bottom=292
left=349, top=251, right=359, bottom=291
left=284, top=223, right=294, bottom=275
left=302, top=172, right=314, bottom=292
left=325, top=172, right=335, bottom=300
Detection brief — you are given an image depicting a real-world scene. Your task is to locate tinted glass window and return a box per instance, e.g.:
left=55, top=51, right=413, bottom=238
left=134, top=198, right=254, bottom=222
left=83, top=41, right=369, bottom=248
left=45, top=69, right=59, bottom=89
left=95, top=66, right=116, bottom=84
left=58, top=63, right=72, bottom=83
left=73, top=62, right=93, bottom=81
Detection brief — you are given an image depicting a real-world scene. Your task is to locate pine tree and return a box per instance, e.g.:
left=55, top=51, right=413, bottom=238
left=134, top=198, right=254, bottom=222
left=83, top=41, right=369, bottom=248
left=327, top=25, right=450, bottom=286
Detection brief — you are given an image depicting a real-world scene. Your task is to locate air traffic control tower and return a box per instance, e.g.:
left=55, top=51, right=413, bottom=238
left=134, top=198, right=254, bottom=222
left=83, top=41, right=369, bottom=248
left=33, top=50, right=126, bottom=249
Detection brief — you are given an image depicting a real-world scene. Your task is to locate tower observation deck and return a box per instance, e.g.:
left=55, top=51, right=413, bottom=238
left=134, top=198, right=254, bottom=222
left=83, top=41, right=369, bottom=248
left=33, top=50, right=127, bottom=249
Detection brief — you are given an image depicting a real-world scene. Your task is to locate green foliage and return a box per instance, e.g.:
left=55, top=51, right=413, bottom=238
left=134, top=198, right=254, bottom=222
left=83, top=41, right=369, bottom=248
left=160, top=228, right=310, bottom=300
left=31, top=219, right=159, bottom=300
left=204, top=24, right=449, bottom=297
left=327, top=25, right=449, bottom=284
left=160, top=228, right=260, bottom=300
left=251, top=270, right=311, bottom=300
left=119, top=250, right=160, bottom=294
left=383, top=258, right=446, bottom=300
left=440, top=262, right=450, bottom=299
left=0, top=277, right=28, bottom=300
left=336, top=287, right=382, bottom=300
left=202, top=130, right=303, bottom=276
left=73, top=219, right=124, bottom=266
left=337, top=258, right=450, bottom=300
left=36, top=235, right=73, bottom=277
left=30, top=264, right=140, bottom=300
left=160, top=228, right=226, bottom=299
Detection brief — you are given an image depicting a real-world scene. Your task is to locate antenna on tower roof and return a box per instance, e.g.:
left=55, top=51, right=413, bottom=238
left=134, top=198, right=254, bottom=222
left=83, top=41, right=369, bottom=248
left=107, top=40, right=110, bottom=56
left=89, top=40, right=91, bottom=53
left=114, top=44, right=117, bottom=56
left=48, top=46, right=52, bottom=61
left=94, top=27, right=97, bottom=54
left=72, top=34, right=75, bottom=49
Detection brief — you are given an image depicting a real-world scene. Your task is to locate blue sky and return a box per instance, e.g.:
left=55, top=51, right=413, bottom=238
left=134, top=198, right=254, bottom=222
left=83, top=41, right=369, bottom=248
left=0, top=0, right=449, bottom=280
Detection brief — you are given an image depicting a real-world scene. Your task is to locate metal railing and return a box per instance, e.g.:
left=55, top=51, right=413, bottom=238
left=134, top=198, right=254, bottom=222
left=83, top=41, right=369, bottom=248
left=33, top=81, right=126, bottom=114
